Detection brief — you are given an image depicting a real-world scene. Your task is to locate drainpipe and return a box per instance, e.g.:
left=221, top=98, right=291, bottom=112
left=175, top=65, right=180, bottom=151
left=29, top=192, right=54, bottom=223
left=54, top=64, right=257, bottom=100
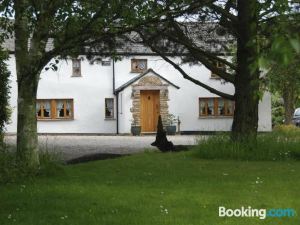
left=112, top=59, right=119, bottom=134
left=116, top=93, right=119, bottom=135
left=112, top=58, right=115, bottom=92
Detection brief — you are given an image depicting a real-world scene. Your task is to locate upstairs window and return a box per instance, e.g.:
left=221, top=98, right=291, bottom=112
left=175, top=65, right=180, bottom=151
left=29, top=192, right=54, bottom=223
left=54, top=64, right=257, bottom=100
left=211, top=61, right=226, bottom=79
left=105, top=98, right=114, bottom=119
left=72, top=59, right=81, bottom=77
left=102, top=60, right=111, bottom=66
left=131, top=59, right=147, bottom=73
left=199, top=98, right=234, bottom=117
left=36, top=99, right=74, bottom=120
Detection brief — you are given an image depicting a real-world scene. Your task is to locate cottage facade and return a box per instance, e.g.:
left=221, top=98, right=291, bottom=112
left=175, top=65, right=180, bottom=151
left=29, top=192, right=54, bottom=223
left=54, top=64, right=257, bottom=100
left=5, top=53, right=272, bottom=134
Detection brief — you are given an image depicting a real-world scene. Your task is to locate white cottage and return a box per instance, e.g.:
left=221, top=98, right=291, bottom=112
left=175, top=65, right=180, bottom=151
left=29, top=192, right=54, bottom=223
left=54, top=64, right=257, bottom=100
left=4, top=40, right=272, bottom=134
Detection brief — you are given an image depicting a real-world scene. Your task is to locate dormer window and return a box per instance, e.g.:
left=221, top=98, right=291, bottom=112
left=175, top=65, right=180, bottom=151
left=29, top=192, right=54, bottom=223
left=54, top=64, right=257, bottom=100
left=72, top=59, right=81, bottom=77
left=131, top=59, right=147, bottom=73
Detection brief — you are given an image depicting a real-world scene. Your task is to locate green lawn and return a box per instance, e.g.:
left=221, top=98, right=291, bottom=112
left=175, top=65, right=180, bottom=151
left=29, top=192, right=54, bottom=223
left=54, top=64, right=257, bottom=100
left=0, top=150, right=299, bottom=225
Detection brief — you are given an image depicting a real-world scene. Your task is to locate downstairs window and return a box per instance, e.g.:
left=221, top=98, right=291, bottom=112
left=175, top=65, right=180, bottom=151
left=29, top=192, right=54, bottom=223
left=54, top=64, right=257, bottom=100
left=199, top=98, right=234, bottom=117
left=36, top=99, right=74, bottom=120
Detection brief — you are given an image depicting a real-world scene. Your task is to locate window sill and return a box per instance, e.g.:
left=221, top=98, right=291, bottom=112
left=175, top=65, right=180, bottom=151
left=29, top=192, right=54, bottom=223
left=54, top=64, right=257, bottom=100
left=198, top=116, right=233, bottom=119
left=37, top=118, right=74, bottom=121
left=130, top=70, right=146, bottom=74
left=105, top=118, right=116, bottom=121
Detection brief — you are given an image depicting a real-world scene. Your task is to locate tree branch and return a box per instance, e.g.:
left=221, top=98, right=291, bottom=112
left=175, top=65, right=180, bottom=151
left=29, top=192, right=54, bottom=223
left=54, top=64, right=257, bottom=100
left=143, top=38, right=234, bottom=100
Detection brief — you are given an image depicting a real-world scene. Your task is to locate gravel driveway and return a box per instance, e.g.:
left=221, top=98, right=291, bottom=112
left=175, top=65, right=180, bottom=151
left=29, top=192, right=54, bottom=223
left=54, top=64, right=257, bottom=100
left=4, top=135, right=200, bottom=160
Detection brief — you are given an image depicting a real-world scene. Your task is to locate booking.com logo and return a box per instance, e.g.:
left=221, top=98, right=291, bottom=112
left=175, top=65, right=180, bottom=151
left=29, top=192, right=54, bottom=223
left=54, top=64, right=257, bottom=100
left=219, top=206, right=296, bottom=220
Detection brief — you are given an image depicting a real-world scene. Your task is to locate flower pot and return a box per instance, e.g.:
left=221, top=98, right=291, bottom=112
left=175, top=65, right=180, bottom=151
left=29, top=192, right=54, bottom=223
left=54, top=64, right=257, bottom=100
left=166, top=125, right=176, bottom=135
left=131, top=126, right=141, bottom=136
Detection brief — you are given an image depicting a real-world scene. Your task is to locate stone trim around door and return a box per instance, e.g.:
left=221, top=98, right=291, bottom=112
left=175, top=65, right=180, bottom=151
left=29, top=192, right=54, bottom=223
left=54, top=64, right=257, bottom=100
left=130, top=75, right=170, bottom=128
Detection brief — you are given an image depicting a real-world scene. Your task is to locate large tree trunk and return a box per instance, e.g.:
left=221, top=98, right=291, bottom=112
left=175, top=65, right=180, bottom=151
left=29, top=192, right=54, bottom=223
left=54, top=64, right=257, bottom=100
left=282, top=87, right=295, bottom=125
left=231, top=0, right=260, bottom=141
left=16, top=74, right=39, bottom=168
left=14, top=0, right=40, bottom=168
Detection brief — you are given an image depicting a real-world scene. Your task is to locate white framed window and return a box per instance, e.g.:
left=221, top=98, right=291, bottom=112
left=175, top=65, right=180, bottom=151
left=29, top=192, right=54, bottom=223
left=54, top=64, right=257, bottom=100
left=36, top=99, right=74, bottom=120
left=199, top=98, right=234, bottom=117
left=131, top=59, right=147, bottom=73
left=105, top=98, right=114, bottom=119
left=72, top=59, right=81, bottom=77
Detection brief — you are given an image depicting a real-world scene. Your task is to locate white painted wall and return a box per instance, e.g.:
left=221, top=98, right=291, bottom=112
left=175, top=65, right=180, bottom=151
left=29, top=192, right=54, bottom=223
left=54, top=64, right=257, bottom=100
left=5, top=54, right=272, bottom=134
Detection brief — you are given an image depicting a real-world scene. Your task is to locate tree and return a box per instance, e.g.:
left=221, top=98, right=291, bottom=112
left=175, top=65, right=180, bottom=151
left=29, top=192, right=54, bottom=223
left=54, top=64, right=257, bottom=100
left=135, top=0, right=294, bottom=141
left=1, top=0, right=204, bottom=168
left=267, top=54, right=300, bottom=124
left=0, top=47, right=10, bottom=147
left=262, top=1, right=300, bottom=125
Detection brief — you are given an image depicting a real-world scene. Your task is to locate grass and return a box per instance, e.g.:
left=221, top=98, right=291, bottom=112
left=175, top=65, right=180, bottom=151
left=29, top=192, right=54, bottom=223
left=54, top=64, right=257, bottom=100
left=0, top=148, right=63, bottom=184
left=193, top=129, right=300, bottom=161
left=0, top=150, right=299, bottom=225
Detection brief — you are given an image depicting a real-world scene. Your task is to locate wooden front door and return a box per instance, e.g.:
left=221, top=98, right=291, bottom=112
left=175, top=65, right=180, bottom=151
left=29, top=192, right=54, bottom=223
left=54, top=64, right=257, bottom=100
left=140, top=90, right=160, bottom=132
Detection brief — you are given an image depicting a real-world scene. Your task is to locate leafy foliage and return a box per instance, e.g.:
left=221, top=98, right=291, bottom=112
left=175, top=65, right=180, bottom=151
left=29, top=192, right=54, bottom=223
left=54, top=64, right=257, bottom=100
left=0, top=48, right=10, bottom=145
left=266, top=54, right=300, bottom=123
left=271, top=93, right=285, bottom=126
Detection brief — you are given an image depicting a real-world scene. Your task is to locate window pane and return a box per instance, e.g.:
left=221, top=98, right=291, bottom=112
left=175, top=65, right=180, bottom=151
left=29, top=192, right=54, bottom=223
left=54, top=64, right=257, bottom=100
left=199, top=100, right=206, bottom=116
left=218, top=98, right=225, bottom=115
left=131, top=59, right=147, bottom=72
left=227, top=100, right=234, bottom=115
left=66, top=100, right=72, bottom=117
left=72, top=59, right=81, bottom=76
left=36, top=102, right=42, bottom=117
left=43, top=101, right=51, bottom=118
left=56, top=100, right=65, bottom=118
left=105, top=99, right=114, bottom=118
left=207, top=99, right=214, bottom=115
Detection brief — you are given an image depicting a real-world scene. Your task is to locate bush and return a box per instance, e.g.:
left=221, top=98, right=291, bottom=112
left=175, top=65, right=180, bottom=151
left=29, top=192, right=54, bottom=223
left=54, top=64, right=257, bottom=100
left=193, top=130, right=300, bottom=161
left=0, top=146, right=64, bottom=184
left=271, top=93, right=284, bottom=126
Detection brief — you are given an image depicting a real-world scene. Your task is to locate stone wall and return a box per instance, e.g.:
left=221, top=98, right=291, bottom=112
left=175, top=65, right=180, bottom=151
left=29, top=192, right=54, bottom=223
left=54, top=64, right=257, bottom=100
left=130, top=75, right=169, bottom=127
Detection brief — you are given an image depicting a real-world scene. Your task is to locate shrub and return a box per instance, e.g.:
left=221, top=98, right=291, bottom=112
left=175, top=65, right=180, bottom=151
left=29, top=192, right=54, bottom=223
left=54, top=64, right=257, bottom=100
left=193, top=131, right=300, bottom=161
left=271, top=93, right=284, bottom=126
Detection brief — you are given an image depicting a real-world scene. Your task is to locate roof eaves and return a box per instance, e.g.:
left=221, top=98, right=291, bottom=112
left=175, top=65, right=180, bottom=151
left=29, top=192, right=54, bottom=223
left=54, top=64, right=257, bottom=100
left=115, top=68, right=180, bottom=93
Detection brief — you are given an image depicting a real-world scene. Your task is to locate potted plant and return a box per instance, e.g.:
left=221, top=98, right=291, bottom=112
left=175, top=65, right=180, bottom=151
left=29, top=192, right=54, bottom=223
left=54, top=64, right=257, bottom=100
left=130, top=119, right=141, bottom=136
left=165, top=114, right=177, bottom=135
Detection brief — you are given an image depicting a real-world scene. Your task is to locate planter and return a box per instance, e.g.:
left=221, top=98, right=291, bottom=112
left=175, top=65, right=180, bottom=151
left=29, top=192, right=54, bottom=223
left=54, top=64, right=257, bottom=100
left=131, top=126, right=141, bottom=136
left=166, top=125, right=176, bottom=135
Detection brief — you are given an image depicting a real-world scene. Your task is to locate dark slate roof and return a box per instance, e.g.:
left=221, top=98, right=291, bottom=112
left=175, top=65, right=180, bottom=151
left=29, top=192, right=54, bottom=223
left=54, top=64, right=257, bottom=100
left=115, top=68, right=180, bottom=93
left=3, top=37, right=55, bottom=52
left=2, top=23, right=234, bottom=54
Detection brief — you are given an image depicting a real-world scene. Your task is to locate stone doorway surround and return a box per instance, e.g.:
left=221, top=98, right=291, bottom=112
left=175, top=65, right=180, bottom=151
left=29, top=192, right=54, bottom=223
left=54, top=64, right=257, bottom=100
left=131, top=75, right=169, bottom=127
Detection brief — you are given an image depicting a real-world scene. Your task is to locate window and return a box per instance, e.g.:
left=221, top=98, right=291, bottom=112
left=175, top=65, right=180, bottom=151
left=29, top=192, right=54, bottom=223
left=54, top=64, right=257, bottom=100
left=36, top=99, right=74, bottom=120
left=72, top=59, right=81, bottom=77
left=131, top=59, right=147, bottom=73
left=101, top=60, right=111, bottom=66
left=199, top=98, right=234, bottom=117
left=211, top=61, right=226, bottom=79
left=105, top=98, right=114, bottom=119
left=36, top=101, right=51, bottom=119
